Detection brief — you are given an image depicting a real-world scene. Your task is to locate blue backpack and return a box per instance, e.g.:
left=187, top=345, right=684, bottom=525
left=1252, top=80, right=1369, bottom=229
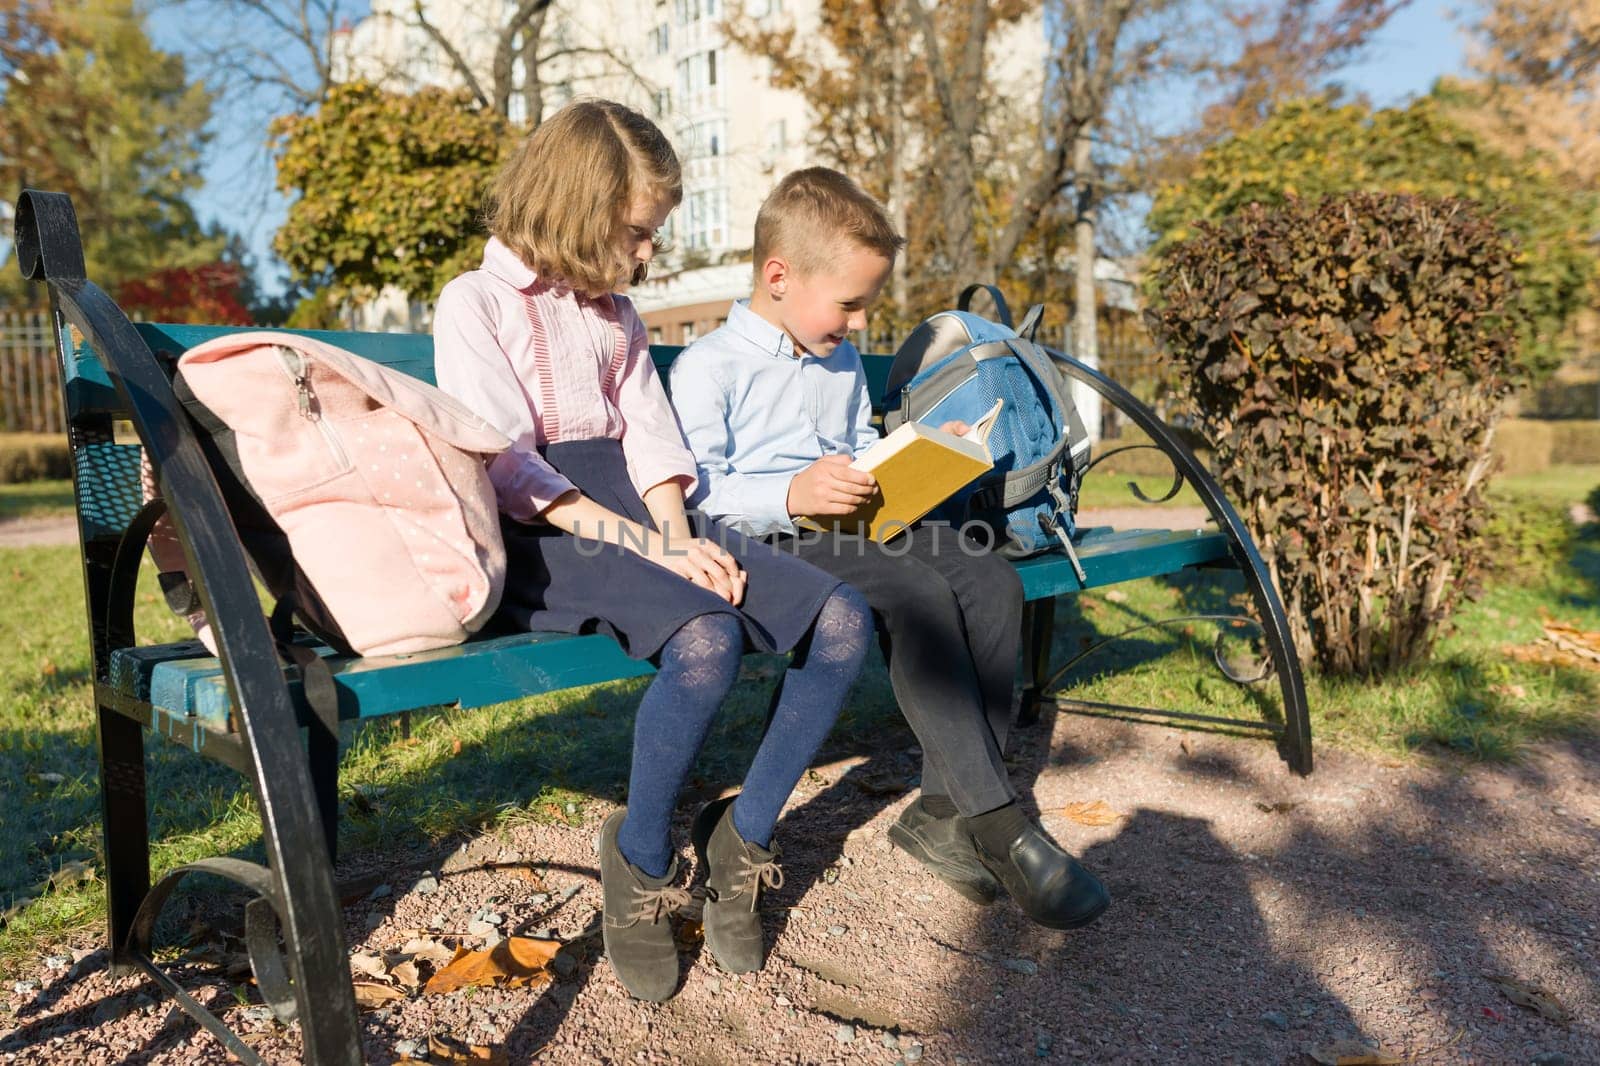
left=882, top=285, right=1092, bottom=579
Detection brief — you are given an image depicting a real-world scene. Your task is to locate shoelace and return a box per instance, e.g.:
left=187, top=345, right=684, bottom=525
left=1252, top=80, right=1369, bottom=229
left=619, top=883, right=691, bottom=928
left=736, top=856, right=784, bottom=912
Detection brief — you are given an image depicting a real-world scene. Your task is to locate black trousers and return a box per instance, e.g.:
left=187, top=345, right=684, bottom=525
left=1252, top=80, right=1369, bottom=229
left=772, top=522, right=1025, bottom=816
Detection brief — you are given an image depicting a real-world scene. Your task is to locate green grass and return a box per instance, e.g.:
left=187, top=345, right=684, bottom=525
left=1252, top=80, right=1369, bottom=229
left=1493, top=463, right=1600, bottom=506
left=0, top=480, right=73, bottom=521
left=2, top=464, right=1596, bottom=978
left=1077, top=468, right=1203, bottom=512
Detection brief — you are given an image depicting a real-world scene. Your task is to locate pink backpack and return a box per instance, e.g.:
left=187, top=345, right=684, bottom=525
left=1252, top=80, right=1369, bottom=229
left=146, top=331, right=511, bottom=657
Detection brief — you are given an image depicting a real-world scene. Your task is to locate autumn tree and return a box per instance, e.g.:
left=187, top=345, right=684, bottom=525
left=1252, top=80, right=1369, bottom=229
left=1148, top=94, right=1600, bottom=376
left=1456, top=0, right=1600, bottom=188
left=0, top=0, right=222, bottom=306
left=271, top=82, right=509, bottom=303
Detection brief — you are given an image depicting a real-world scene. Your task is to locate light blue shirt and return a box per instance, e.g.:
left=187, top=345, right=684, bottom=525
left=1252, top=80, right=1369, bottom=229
left=670, top=300, right=880, bottom=536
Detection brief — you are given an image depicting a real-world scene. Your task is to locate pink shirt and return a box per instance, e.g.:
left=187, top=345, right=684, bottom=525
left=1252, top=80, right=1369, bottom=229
left=433, top=237, right=698, bottom=519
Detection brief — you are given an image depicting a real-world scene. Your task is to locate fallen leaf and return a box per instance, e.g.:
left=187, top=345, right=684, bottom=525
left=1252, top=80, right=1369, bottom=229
left=1488, top=683, right=1526, bottom=699
left=1304, top=1038, right=1401, bottom=1065
left=1543, top=622, right=1600, bottom=662
left=1254, top=801, right=1299, bottom=814
left=48, top=861, right=95, bottom=891
left=1104, top=589, right=1128, bottom=604
left=1060, top=800, right=1119, bottom=827
left=399, top=938, right=458, bottom=968
left=389, top=959, right=422, bottom=990
left=352, top=981, right=406, bottom=1010
left=1485, top=974, right=1573, bottom=1025
left=423, top=937, right=560, bottom=995
left=500, top=865, right=546, bottom=887
left=429, top=1034, right=510, bottom=1064
left=852, top=771, right=910, bottom=796
left=349, top=953, right=388, bottom=980
left=451, top=738, right=463, bottom=756
left=675, top=919, right=704, bottom=950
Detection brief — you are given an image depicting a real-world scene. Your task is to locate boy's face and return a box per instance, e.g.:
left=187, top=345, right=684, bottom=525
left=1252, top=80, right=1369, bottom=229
left=761, top=241, right=893, bottom=357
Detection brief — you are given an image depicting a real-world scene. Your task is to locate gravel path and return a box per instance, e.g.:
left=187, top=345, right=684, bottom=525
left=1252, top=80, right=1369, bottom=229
left=0, top=515, right=76, bottom=548
left=2, top=709, right=1596, bottom=1065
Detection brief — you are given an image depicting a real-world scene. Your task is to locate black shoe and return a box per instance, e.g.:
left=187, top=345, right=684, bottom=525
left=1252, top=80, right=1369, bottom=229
left=971, top=820, right=1110, bottom=930
left=888, top=799, right=1000, bottom=905
left=599, top=809, right=689, bottom=1001
left=691, top=795, right=782, bottom=974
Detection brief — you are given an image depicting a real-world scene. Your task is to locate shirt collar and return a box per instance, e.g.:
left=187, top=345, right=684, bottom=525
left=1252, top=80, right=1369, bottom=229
left=726, top=299, right=798, bottom=360
left=481, top=237, right=537, bottom=289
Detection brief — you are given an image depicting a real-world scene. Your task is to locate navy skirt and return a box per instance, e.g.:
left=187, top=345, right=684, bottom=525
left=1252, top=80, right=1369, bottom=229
left=495, top=439, right=842, bottom=660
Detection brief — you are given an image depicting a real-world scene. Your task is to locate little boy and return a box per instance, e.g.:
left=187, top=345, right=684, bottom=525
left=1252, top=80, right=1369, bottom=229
left=669, top=167, right=1109, bottom=930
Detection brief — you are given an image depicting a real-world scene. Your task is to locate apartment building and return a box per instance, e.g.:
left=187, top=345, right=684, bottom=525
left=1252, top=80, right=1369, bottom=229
left=333, top=0, right=1048, bottom=342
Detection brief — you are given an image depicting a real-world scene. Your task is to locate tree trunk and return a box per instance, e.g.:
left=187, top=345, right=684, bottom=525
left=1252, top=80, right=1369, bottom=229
left=1071, top=124, right=1101, bottom=442
left=888, top=0, right=908, bottom=324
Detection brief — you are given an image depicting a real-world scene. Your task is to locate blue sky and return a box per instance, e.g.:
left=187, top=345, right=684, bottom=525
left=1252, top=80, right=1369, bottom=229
left=162, top=0, right=1472, bottom=300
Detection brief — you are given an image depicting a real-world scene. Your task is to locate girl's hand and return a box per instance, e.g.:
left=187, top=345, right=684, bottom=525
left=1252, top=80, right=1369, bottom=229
left=938, top=420, right=971, bottom=436
left=632, top=527, right=747, bottom=606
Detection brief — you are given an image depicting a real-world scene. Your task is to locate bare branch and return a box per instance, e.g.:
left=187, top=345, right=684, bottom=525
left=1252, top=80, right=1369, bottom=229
left=409, top=0, right=491, bottom=109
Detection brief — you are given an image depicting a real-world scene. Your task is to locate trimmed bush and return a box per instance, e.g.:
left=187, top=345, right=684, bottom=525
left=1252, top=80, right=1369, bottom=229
left=1147, top=192, right=1523, bottom=675
left=1492, top=419, right=1554, bottom=476
left=0, top=434, right=71, bottom=484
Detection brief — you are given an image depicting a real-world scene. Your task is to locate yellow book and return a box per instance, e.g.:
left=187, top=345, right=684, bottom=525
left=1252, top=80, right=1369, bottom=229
left=801, top=400, right=1003, bottom=542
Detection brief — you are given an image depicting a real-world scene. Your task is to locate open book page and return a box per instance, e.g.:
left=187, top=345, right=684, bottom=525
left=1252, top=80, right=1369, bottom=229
left=959, top=399, right=1005, bottom=448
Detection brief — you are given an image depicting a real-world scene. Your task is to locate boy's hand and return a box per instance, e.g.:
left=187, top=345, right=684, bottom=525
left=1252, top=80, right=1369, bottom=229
left=938, top=420, right=970, bottom=436
left=788, top=455, right=877, bottom=517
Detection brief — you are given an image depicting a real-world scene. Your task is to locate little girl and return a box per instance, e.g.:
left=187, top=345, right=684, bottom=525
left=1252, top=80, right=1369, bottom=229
left=433, top=100, right=871, bottom=1002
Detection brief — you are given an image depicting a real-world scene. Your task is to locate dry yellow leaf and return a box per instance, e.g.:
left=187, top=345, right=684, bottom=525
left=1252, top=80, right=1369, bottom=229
left=429, top=1034, right=510, bottom=1064
left=675, top=919, right=704, bottom=950
left=1486, top=974, right=1574, bottom=1025
left=351, top=981, right=406, bottom=1011
left=349, top=953, right=388, bottom=980
left=1060, top=800, right=1119, bottom=827
left=399, top=938, right=458, bottom=967
left=423, top=937, right=560, bottom=995
left=389, top=959, right=422, bottom=990
left=1304, top=1039, right=1400, bottom=1065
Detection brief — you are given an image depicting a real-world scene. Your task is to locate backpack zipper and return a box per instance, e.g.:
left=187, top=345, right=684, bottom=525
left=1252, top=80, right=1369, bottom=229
left=276, top=347, right=350, bottom=468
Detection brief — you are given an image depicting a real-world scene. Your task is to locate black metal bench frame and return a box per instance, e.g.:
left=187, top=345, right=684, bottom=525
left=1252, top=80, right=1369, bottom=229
left=14, top=188, right=1309, bottom=1065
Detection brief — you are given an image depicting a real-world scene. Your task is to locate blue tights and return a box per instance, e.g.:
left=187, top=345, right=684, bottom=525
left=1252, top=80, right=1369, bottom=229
left=617, top=586, right=872, bottom=877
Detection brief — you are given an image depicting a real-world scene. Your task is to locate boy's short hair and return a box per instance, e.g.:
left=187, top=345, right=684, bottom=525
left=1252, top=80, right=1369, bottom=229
left=488, top=99, right=681, bottom=296
left=753, top=167, right=905, bottom=278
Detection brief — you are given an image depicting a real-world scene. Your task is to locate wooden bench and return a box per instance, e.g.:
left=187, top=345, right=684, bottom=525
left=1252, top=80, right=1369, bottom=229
left=14, top=189, right=1309, bottom=1065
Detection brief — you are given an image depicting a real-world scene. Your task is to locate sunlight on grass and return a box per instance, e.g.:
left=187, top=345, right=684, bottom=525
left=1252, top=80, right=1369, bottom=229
left=2, top=464, right=1596, bottom=978
left=0, top=480, right=74, bottom=521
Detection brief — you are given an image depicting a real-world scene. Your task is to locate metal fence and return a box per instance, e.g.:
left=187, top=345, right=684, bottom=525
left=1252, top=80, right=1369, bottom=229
left=0, top=311, right=64, bottom=433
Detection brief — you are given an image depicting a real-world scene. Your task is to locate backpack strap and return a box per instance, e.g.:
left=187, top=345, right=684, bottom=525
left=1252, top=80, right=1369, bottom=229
left=1016, top=303, right=1045, bottom=341
left=957, top=283, right=1013, bottom=328
left=884, top=338, right=1015, bottom=431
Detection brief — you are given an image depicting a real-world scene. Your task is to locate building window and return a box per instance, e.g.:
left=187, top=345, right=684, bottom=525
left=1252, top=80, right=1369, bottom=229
left=654, top=88, right=671, bottom=118
left=707, top=49, right=717, bottom=86
left=651, top=23, right=669, bottom=53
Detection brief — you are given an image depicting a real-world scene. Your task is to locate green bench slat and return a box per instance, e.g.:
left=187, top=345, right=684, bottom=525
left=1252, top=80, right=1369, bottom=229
left=1013, top=526, right=1231, bottom=599
left=110, top=630, right=654, bottom=734
left=107, top=526, right=1230, bottom=732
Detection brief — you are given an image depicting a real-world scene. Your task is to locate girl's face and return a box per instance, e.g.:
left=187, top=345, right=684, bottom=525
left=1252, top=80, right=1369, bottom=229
left=618, top=189, right=675, bottom=288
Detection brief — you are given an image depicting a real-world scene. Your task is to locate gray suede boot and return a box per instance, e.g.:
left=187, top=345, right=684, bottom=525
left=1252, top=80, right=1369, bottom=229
left=599, top=809, right=690, bottom=1001
left=690, top=795, right=782, bottom=974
